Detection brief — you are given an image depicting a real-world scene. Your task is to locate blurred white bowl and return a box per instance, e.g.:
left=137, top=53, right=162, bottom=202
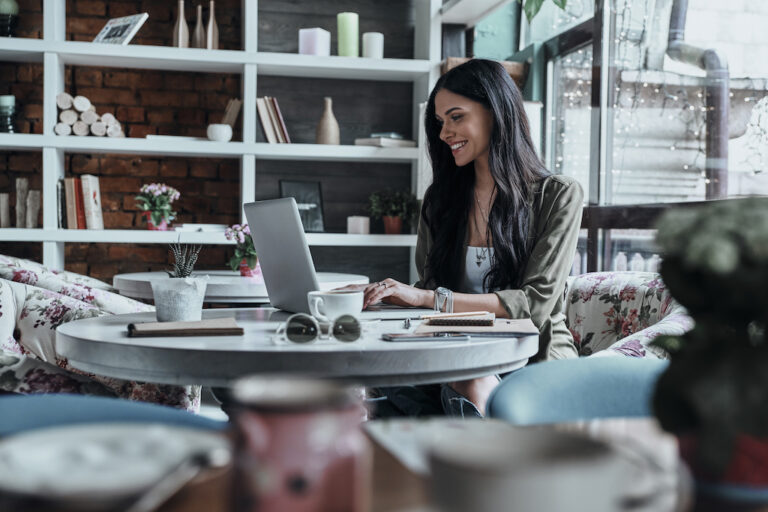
left=207, top=123, right=233, bottom=142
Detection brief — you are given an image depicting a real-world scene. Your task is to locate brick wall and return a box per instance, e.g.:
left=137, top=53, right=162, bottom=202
left=2, top=0, right=244, bottom=281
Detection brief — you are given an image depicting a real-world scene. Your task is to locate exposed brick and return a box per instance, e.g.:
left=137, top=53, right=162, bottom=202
left=70, top=154, right=100, bottom=173
left=67, top=17, right=107, bottom=36
left=177, top=109, right=205, bottom=126
left=115, top=106, right=145, bottom=123
left=102, top=211, right=134, bottom=229
left=189, top=161, right=219, bottom=179
left=147, top=109, right=176, bottom=125
left=99, top=177, right=142, bottom=193
left=8, top=154, right=42, bottom=172
left=127, top=124, right=157, bottom=138
left=159, top=160, right=189, bottom=178
left=74, top=68, right=103, bottom=87
left=77, top=87, right=137, bottom=107
left=76, top=0, right=106, bottom=16
left=22, top=104, right=43, bottom=119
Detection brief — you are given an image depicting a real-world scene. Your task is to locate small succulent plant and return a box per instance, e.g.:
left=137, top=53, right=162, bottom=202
left=167, top=242, right=202, bottom=278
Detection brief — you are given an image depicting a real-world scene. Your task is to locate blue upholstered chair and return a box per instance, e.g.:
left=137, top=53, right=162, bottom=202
left=0, top=394, right=227, bottom=437
left=486, top=357, right=668, bottom=423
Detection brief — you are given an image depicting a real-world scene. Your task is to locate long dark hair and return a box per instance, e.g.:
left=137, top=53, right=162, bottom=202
left=423, top=59, right=549, bottom=291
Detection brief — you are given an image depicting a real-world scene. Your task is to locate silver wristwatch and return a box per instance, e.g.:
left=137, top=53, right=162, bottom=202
left=434, top=287, right=453, bottom=313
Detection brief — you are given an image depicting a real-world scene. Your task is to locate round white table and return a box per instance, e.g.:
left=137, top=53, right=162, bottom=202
left=112, top=271, right=369, bottom=304
left=56, top=309, right=538, bottom=387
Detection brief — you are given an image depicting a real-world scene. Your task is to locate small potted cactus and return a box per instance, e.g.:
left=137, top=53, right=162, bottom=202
left=150, top=242, right=208, bottom=322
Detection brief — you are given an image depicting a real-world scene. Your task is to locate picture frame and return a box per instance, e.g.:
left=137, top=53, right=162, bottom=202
left=279, top=180, right=325, bottom=233
left=93, top=13, right=149, bottom=45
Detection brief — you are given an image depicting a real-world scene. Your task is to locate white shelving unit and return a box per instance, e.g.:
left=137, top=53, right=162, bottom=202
left=0, top=0, right=442, bottom=273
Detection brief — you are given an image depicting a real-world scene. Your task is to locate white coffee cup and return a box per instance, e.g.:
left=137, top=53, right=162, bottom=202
left=307, top=290, right=363, bottom=323
left=428, top=420, right=627, bottom=512
left=207, top=123, right=233, bottom=142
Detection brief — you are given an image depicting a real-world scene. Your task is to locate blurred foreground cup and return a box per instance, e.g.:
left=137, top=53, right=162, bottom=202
left=231, top=376, right=370, bottom=512
left=428, top=420, right=627, bottom=512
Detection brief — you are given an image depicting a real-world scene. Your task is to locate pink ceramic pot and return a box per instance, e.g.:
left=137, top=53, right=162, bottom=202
left=143, top=212, right=169, bottom=231
left=239, top=259, right=262, bottom=279
left=231, top=377, right=370, bottom=512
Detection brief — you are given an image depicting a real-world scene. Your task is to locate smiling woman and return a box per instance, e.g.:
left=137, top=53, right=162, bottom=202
left=342, top=60, right=584, bottom=417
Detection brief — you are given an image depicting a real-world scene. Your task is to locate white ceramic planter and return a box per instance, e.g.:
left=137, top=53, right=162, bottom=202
left=150, top=277, right=208, bottom=322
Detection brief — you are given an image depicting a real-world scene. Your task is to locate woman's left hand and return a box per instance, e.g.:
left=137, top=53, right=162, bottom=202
left=362, top=278, right=432, bottom=309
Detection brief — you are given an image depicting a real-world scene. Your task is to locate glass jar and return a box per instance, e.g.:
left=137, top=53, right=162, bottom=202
left=0, top=95, right=15, bottom=133
left=0, top=0, right=18, bottom=37
left=231, top=376, right=370, bottom=512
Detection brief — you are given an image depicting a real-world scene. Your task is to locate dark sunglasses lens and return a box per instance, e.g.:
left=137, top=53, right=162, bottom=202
left=286, top=316, right=318, bottom=343
left=332, top=315, right=361, bottom=342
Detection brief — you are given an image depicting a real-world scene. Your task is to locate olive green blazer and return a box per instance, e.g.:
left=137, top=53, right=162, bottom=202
left=413, top=174, right=584, bottom=362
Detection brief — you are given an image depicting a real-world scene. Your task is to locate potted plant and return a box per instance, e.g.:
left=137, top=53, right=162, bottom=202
left=652, top=197, right=768, bottom=493
left=225, top=223, right=261, bottom=279
left=135, top=183, right=181, bottom=231
left=368, top=189, right=419, bottom=235
left=150, top=242, right=207, bottom=322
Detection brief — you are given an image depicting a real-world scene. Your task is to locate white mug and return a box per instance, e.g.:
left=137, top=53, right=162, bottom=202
left=307, top=290, right=363, bottom=323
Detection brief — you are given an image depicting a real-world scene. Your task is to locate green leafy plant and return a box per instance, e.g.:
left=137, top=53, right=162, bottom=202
left=135, top=183, right=181, bottom=227
left=651, top=198, right=768, bottom=475
left=224, top=223, right=258, bottom=271
left=519, top=0, right=568, bottom=23
left=167, top=242, right=202, bottom=278
left=368, top=189, right=420, bottom=224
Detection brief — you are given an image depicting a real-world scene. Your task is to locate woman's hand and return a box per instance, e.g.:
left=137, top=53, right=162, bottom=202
left=348, top=278, right=433, bottom=309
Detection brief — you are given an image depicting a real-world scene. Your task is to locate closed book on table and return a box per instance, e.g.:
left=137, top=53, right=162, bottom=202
left=80, top=174, right=104, bottom=230
left=256, top=97, right=278, bottom=144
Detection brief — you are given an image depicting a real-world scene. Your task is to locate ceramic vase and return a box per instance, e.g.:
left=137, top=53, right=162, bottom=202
left=206, top=0, right=219, bottom=50
left=382, top=215, right=403, bottom=235
left=315, top=97, right=340, bottom=145
left=151, top=277, right=208, bottom=322
left=192, top=4, right=205, bottom=48
left=172, top=0, right=189, bottom=48
left=143, top=212, right=169, bottom=231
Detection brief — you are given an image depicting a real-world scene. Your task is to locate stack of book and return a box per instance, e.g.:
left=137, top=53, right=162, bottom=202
left=354, top=132, right=416, bottom=148
left=59, top=175, right=104, bottom=230
left=256, top=96, right=291, bottom=144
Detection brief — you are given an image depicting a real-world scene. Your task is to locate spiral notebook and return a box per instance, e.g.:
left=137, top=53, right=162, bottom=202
left=414, top=317, right=538, bottom=337
left=422, top=311, right=496, bottom=326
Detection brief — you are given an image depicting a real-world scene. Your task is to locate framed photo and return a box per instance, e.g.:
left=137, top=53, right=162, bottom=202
left=93, top=13, right=149, bottom=45
left=279, top=180, right=325, bottom=233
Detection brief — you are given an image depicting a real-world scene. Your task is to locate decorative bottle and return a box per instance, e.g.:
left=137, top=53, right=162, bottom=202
left=630, top=252, right=645, bottom=272
left=0, top=0, right=18, bottom=37
left=206, top=0, right=219, bottom=50
left=315, top=97, right=340, bottom=145
left=613, top=251, right=627, bottom=272
left=172, top=0, right=189, bottom=48
left=192, top=4, right=205, bottom=48
left=0, top=95, right=15, bottom=133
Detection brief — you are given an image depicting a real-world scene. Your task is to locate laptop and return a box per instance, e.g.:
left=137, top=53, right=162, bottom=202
left=244, top=198, right=434, bottom=318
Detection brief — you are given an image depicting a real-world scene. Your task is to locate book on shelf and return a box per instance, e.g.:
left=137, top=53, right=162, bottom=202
left=354, top=137, right=416, bottom=148
left=256, top=97, right=279, bottom=144
left=256, top=96, right=291, bottom=144
left=269, top=97, right=291, bottom=143
left=80, top=174, right=104, bottom=230
left=56, top=179, right=65, bottom=229
left=63, top=177, right=84, bottom=230
left=173, top=223, right=228, bottom=232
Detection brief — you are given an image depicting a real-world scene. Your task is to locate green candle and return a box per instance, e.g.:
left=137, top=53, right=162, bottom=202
left=0, top=0, right=18, bottom=15
left=0, top=95, right=14, bottom=107
left=337, top=12, right=358, bottom=57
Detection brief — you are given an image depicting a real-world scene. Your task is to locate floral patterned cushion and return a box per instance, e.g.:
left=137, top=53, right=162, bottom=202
left=0, top=261, right=153, bottom=315
left=565, top=272, right=693, bottom=359
left=0, top=254, right=114, bottom=291
left=0, top=278, right=200, bottom=412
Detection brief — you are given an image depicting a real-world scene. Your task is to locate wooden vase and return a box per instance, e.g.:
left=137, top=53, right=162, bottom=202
left=172, top=0, right=189, bottom=48
left=315, top=97, right=340, bottom=145
left=382, top=216, right=403, bottom=235
left=206, top=0, right=219, bottom=50
left=192, top=4, right=205, bottom=48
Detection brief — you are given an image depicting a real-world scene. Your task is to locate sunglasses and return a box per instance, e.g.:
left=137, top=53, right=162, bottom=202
left=277, top=313, right=362, bottom=344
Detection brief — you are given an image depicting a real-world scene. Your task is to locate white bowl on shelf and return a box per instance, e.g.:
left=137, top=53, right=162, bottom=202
left=206, top=123, right=233, bottom=142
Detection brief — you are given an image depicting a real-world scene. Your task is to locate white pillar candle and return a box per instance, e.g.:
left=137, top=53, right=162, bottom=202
left=362, top=32, right=384, bottom=59
left=299, top=27, right=331, bottom=56
left=347, top=216, right=370, bottom=234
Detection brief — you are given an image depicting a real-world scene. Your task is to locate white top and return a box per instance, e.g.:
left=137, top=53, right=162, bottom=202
left=460, top=246, right=495, bottom=294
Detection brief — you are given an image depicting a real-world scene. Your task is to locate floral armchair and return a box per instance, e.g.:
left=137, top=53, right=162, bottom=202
left=565, top=272, right=693, bottom=359
left=0, top=256, right=201, bottom=412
